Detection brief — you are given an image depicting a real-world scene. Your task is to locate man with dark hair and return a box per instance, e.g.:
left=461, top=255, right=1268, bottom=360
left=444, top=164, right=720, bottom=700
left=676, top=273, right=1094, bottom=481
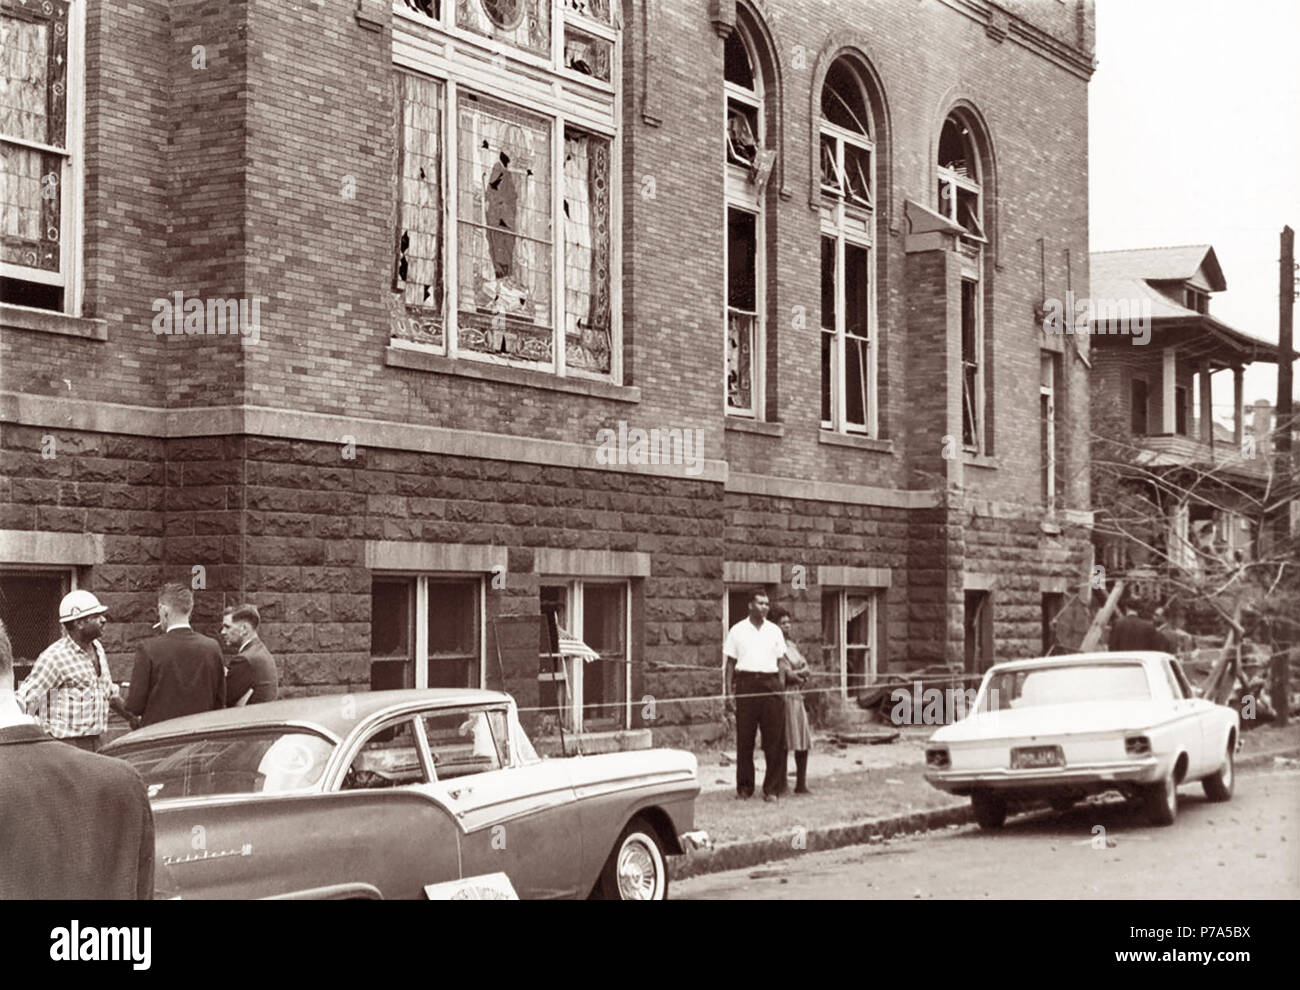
left=126, top=583, right=226, bottom=727
left=0, top=618, right=156, bottom=899
left=723, top=589, right=788, bottom=801
left=16, top=590, right=131, bottom=751
left=1108, top=597, right=1176, bottom=654
left=220, top=604, right=279, bottom=706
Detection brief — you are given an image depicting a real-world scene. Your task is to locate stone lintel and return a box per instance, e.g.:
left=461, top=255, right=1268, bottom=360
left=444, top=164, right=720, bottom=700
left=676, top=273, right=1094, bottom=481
left=365, top=541, right=506, bottom=574
left=723, top=561, right=782, bottom=585
left=0, top=530, right=105, bottom=565
left=535, top=548, right=652, bottom=578
left=816, top=565, right=892, bottom=588
left=964, top=572, right=997, bottom=591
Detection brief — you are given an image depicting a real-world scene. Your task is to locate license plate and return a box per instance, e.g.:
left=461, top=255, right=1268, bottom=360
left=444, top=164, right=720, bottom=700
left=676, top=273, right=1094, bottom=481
left=1011, top=745, right=1064, bottom=769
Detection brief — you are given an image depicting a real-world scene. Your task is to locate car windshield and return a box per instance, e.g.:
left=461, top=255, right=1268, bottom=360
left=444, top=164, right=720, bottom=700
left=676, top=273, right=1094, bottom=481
left=978, top=663, right=1151, bottom=712
left=116, top=730, right=335, bottom=800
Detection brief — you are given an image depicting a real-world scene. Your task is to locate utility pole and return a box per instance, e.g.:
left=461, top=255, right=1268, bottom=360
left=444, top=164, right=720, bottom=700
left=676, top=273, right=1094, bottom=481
left=1274, top=226, right=1293, bottom=725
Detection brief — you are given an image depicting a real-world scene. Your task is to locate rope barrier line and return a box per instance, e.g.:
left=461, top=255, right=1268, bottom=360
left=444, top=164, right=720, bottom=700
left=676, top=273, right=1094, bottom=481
left=513, top=679, right=986, bottom=715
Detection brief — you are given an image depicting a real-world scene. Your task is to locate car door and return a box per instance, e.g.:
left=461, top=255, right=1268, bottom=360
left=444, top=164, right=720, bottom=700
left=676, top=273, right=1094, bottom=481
left=415, top=706, right=582, bottom=899
left=1171, top=658, right=1224, bottom=775
left=335, top=715, right=463, bottom=896
left=1161, top=658, right=1205, bottom=776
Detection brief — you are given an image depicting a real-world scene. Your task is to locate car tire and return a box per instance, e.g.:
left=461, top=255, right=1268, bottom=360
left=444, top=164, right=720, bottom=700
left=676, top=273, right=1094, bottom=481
left=596, top=816, right=668, bottom=901
left=971, top=792, right=1007, bottom=829
left=1143, top=770, right=1178, bottom=826
left=1201, top=741, right=1234, bottom=802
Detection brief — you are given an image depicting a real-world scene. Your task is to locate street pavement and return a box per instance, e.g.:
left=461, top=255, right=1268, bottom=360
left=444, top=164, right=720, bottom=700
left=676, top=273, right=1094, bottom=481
left=675, top=764, right=1300, bottom=899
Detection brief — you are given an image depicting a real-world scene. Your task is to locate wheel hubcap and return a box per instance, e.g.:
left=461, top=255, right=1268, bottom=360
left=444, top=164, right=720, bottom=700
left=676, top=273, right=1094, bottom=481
left=617, top=837, right=659, bottom=900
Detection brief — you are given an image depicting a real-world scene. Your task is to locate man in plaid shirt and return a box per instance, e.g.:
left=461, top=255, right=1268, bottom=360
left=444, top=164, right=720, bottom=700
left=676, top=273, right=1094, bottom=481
left=16, top=590, right=131, bottom=751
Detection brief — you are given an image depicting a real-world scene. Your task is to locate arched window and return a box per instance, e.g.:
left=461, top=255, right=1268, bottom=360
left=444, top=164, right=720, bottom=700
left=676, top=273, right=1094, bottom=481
left=938, top=111, right=989, bottom=452
left=724, top=22, right=770, bottom=418
left=819, top=57, right=876, bottom=435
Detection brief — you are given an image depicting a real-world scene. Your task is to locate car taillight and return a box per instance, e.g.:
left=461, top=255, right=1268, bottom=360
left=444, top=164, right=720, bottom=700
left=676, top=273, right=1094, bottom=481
left=926, top=747, right=950, bottom=769
left=1125, top=735, right=1151, bottom=757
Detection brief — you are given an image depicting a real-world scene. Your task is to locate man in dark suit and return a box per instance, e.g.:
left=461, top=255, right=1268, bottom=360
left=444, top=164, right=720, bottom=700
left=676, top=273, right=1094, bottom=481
left=1108, top=599, right=1176, bottom=654
left=220, top=604, right=279, bottom=706
left=0, top=618, right=155, bottom=899
left=126, top=583, right=226, bottom=727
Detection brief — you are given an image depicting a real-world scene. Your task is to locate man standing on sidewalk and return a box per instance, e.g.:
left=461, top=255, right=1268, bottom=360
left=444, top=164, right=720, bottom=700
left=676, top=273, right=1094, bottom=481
left=0, top=618, right=156, bottom=899
left=16, top=590, right=131, bottom=751
left=723, top=589, right=789, bottom=802
left=126, top=583, right=226, bottom=727
left=220, top=604, right=279, bottom=706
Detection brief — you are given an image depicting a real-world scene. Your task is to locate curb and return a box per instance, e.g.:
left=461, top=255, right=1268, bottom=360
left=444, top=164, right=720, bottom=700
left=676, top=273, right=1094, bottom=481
left=669, top=743, right=1300, bottom=881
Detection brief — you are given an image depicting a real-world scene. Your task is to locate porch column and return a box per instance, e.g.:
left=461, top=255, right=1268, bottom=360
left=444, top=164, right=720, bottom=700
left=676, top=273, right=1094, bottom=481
left=1199, top=366, right=1214, bottom=444
left=1233, top=365, right=1245, bottom=448
left=1162, top=347, right=1177, bottom=434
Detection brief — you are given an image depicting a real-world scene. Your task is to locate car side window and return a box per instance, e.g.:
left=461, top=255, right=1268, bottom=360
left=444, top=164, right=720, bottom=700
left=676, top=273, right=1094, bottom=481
left=1162, top=660, right=1185, bottom=700
left=341, top=718, right=428, bottom=790
left=421, top=710, right=505, bottom=781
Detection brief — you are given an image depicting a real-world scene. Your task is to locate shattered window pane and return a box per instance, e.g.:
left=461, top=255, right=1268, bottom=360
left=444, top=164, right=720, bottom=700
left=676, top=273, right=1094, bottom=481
left=392, top=72, right=445, bottom=348
left=563, top=0, right=610, bottom=24
left=1, top=4, right=68, bottom=274
left=844, top=141, right=871, bottom=208
left=399, top=0, right=441, bottom=19
left=727, top=101, right=758, bottom=167
left=564, top=26, right=611, bottom=81
left=728, top=311, right=755, bottom=413
left=457, top=92, right=553, bottom=362
left=820, top=133, right=842, bottom=194
left=457, top=0, right=550, bottom=56
left=563, top=129, right=611, bottom=374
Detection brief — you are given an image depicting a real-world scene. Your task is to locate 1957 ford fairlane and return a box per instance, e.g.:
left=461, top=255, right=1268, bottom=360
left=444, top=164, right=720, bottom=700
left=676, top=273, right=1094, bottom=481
left=101, top=689, right=705, bottom=899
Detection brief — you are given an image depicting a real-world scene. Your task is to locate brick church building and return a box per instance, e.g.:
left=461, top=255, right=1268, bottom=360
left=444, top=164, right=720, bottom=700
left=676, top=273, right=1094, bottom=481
left=1, top=0, right=1097, bottom=744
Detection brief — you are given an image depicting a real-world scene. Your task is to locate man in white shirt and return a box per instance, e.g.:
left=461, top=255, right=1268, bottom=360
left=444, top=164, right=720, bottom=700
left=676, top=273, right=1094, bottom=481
left=723, top=589, right=788, bottom=801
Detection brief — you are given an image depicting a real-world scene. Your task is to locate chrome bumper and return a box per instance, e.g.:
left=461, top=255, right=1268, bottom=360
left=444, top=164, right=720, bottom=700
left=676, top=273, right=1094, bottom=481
left=925, top=756, right=1161, bottom=792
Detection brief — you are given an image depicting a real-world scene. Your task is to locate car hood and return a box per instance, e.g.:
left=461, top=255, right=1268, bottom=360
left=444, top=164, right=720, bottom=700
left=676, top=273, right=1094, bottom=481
left=928, top=700, right=1182, bottom=743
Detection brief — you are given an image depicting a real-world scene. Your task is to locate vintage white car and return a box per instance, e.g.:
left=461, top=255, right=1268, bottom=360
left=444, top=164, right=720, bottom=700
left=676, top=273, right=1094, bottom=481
left=924, top=652, right=1239, bottom=829
left=102, top=689, right=705, bottom=899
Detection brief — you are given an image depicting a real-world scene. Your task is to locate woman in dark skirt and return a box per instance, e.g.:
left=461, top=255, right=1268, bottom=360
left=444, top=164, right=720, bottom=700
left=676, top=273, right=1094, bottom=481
left=771, top=607, right=813, bottom=795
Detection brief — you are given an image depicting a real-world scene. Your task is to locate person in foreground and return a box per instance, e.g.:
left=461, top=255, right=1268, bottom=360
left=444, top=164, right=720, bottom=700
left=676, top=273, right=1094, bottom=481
left=0, top=618, right=155, bottom=900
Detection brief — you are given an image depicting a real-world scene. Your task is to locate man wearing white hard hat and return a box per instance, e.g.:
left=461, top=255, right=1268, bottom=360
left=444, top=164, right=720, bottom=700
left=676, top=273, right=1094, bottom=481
left=15, top=590, right=130, bottom=752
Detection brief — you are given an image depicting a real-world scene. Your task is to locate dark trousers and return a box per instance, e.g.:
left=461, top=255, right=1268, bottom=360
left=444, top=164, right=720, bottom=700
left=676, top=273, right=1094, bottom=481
left=60, top=735, right=100, bottom=752
left=734, top=672, right=787, bottom=797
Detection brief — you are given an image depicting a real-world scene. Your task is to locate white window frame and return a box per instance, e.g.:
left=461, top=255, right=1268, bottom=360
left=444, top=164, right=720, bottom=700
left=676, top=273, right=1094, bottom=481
left=540, top=577, right=631, bottom=733
left=374, top=572, right=486, bottom=689
left=960, top=273, right=984, bottom=453
left=822, top=588, right=878, bottom=699
left=818, top=65, right=876, bottom=437
left=0, top=0, right=86, bottom=315
left=1041, top=351, right=1056, bottom=511
left=723, top=23, right=765, bottom=419
left=390, top=0, right=622, bottom=384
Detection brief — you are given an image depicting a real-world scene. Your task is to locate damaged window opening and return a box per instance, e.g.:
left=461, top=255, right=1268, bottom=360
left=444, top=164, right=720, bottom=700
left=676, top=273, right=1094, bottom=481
left=1, top=0, right=75, bottom=314
left=961, top=278, right=981, bottom=450
left=400, top=0, right=440, bottom=19
left=724, top=20, right=767, bottom=418
left=390, top=0, right=620, bottom=379
left=727, top=208, right=758, bottom=414
left=391, top=71, right=446, bottom=349
left=819, top=56, right=876, bottom=436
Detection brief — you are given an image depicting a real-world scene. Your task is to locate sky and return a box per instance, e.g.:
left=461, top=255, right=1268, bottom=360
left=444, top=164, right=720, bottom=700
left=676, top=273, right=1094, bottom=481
left=1088, top=0, right=1300, bottom=413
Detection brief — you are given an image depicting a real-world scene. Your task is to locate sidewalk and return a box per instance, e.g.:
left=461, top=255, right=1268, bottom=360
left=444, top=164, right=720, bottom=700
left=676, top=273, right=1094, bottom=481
left=672, top=721, right=1300, bottom=880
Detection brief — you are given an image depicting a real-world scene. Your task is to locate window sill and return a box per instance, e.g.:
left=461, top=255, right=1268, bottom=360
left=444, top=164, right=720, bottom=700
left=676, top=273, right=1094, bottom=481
left=1, top=304, right=107, bottom=342
left=818, top=431, right=893, bottom=454
left=726, top=417, right=784, bottom=438
left=1040, top=516, right=1062, bottom=535
left=963, top=452, right=999, bottom=470
left=385, top=344, right=640, bottom=403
